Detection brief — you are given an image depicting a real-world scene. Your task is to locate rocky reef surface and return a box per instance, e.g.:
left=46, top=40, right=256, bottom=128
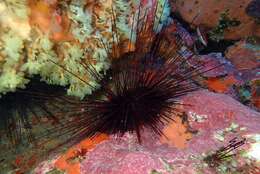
left=35, top=90, right=260, bottom=174
left=0, top=0, right=259, bottom=173
left=170, top=0, right=260, bottom=40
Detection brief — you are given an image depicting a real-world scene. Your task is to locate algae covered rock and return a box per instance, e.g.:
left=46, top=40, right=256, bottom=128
left=171, top=0, right=260, bottom=40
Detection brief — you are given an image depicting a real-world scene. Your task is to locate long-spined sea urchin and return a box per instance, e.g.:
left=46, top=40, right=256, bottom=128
left=0, top=1, right=221, bottom=172
left=43, top=1, right=221, bottom=145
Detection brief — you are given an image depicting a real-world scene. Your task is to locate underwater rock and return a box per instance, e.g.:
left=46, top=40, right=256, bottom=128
left=240, top=68, right=260, bottom=83
left=196, top=53, right=234, bottom=78
left=32, top=91, right=260, bottom=173
left=182, top=90, right=260, bottom=133
left=252, top=79, right=260, bottom=109
left=77, top=90, right=260, bottom=174
left=234, top=79, right=260, bottom=110
left=81, top=144, right=166, bottom=174
left=171, top=0, right=260, bottom=40
left=225, top=40, right=260, bottom=70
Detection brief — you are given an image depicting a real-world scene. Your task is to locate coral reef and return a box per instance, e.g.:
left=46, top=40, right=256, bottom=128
left=1, top=1, right=259, bottom=174
left=0, top=0, right=171, bottom=98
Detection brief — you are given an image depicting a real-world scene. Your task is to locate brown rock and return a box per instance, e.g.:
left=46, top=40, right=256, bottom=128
left=171, top=0, right=260, bottom=40
left=225, top=40, right=260, bottom=70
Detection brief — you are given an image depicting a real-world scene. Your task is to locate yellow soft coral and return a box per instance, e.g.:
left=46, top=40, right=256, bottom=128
left=0, top=0, right=171, bottom=98
left=0, top=0, right=30, bottom=38
left=0, top=29, right=28, bottom=94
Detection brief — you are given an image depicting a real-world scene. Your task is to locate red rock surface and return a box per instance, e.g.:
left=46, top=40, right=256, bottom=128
left=182, top=90, right=259, bottom=133
left=225, top=40, right=260, bottom=70
left=171, top=0, right=260, bottom=40
left=80, top=90, right=260, bottom=174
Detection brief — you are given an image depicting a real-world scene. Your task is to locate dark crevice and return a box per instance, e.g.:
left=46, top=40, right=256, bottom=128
left=170, top=12, right=238, bottom=55
left=199, top=39, right=237, bottom=54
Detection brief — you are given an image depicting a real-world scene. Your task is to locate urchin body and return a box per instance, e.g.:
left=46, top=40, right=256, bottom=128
left=0, top=0, right=213, bottom=152
left=97, top=69, right=174, bottom=141
left=81, top=38, right=199, bottom=142
left=0, top=1, right=218, bottom=173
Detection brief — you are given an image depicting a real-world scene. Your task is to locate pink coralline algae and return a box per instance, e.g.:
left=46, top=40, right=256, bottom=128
left=80, top=90, right=260, bottom=174
left=192, top=53, right=235, bottom=78
left=182, top=90, right=260, bottom=133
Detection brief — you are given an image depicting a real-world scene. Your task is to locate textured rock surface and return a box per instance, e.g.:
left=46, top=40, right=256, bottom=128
left=79, top=90, right=260, bottom=174
left=171, top=0, right=260, bottom=40
left=225, top=40, right=260, bottom=70
left=182, top=90, right=259, bottom=133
